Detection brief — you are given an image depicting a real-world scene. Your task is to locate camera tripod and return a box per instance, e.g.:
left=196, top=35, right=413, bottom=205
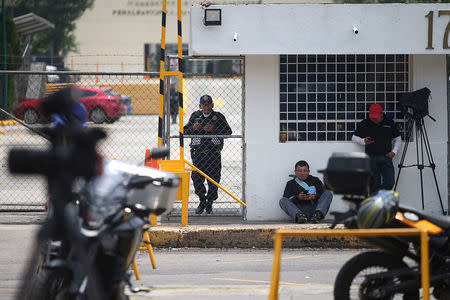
left=393, top=115, right=445, bottom=214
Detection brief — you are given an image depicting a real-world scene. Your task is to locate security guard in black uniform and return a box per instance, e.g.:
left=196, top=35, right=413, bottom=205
left=184, top=95, right=232, bottom=214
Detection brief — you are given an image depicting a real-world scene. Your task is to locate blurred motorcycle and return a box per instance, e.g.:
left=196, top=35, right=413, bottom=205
left=321, top=152, right=450, bottom=300
left=11, top=88, right=179, bottom=300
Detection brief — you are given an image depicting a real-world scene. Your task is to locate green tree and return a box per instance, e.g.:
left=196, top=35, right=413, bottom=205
left=0, top=17, right=23, bottom=112
left=15, top=0, right=94, bottom=57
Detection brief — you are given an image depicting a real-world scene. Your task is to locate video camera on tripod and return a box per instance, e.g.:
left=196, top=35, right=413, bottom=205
left=398, top=87, right=431, bottom=120
left=395, top=87, right=444, bottom=214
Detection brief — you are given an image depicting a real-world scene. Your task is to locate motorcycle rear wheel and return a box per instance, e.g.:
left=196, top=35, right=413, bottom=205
left=334, top=251, right=419, bottom=300
left=17, top=241, right=47, bottom=300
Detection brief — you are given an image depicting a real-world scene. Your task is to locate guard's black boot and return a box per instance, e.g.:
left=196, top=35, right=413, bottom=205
left=195, top=200, right=207, bottom=214
left=205, top=200, right=213, bottom=214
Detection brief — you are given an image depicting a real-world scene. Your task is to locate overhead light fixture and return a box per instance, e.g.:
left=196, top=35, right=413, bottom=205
left=204, top=9, right=221, bottom=26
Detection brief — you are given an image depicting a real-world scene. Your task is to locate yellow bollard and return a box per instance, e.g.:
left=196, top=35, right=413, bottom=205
left=159, top=160, right=191, bottom=226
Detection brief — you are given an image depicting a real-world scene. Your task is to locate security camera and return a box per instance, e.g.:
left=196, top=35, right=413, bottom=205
left=353, top=26, right=359, bottom=34
left=233, top=32, right=238, bottom=42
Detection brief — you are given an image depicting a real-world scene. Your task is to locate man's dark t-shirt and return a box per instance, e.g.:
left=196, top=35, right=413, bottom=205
left=354, top=117, right=401, bottom=156
left=282, top=175, right=324, bottom=200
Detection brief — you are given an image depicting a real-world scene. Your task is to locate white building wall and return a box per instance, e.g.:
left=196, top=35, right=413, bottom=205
left=395, top=54, right=448, bottom=213
left=245, top=54, right=448, bottom=221
left=68, top=0, right=333, bottom=71
left=190, top=4, right=450, bottom=55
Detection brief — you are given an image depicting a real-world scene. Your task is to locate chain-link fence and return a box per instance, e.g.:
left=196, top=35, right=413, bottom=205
left=0, top=57, right=244, bottom=217
left=164, top=57, right=244, bottom=217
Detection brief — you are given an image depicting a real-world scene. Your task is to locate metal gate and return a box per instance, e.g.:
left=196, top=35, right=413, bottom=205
left=163, top=56, right=245, bottom=217
left=0, top=57, right=245, bottom=217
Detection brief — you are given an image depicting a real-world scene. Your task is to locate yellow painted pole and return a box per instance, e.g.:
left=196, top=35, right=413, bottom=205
left=158, top=0, right=167, bottom=148
left=276, top=228, right=422, bottom=237
left=143, top=231, right=157, bottom=269
left=420, top=230, right=430, bottom=300
left=164, top=71, right=182, bottom=76
left=150, top=214, right=157, bottom=226
left=132, top=258, right=140, bottom=280
left=184, top=159, right=246, bottom=207
left=269, top=233, right=282, bottom=300
left=96, top=62, right=99, bottom=84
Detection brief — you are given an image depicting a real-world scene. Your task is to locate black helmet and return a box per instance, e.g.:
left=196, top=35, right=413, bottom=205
left=357, top=190, right=399, bottom=229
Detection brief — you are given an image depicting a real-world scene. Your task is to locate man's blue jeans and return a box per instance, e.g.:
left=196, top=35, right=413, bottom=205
left=279, top=190, right=333, bottom=221
left=370, top=155, right=395, bottom=194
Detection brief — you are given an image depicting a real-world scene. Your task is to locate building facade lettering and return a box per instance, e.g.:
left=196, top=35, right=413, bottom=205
left=426, top=10, right=450, bottom=50
left=113, top=0, right=259, bottom=17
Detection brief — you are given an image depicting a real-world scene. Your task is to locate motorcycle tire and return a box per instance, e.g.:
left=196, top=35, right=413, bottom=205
left=16, top=239, right=48, bottom=300
left=334, top=251, right=419, bottom=300
left=16, top=239, right=74, bottom=300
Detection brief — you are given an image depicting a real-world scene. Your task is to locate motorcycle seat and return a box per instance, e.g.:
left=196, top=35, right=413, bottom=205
left=398, top=205, right=450, bottom=231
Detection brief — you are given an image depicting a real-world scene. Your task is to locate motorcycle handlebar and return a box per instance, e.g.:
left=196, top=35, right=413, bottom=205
left=9, top=149, right=56, bottom=175
left=147, top=146, right=170, bottom=160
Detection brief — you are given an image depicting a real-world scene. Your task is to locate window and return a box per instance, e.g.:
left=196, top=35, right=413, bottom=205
left=104, top=89, right=121, bottom=97
left=80, top=90, right=97, bottom=98
left=280, top=54, right=408, bottom=142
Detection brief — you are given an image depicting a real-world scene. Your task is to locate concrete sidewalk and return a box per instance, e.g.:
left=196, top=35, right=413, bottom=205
left=0, top=213, right=367, bottom=248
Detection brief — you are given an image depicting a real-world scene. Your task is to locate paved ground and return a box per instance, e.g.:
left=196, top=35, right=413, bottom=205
left=0, top=224, right=364, bottom=300
left=129, top=248, right=364, bottom=300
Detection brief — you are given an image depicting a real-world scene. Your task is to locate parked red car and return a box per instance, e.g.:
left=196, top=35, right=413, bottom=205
left=14, top=86, right=127, bottom=124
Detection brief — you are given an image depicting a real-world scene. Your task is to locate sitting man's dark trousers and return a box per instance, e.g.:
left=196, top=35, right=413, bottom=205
left=279, top=191, right=333, bottom=223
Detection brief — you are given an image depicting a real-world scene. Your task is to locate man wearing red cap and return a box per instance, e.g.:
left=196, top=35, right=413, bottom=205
left=352, top=104, right=402, bottom=194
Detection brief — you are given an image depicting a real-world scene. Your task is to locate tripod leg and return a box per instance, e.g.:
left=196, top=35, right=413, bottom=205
left=416, top=122, right=425, bottom=210
left=419, top=121, right=445, bottom=214
left=394, top=118, right=414, bottom=190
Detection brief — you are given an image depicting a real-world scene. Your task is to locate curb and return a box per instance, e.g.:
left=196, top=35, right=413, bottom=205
left=147, top=224, right=369, bottom=249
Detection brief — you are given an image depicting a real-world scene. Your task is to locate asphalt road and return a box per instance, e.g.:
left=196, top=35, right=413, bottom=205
left=0, top=224, right=363, bottom=300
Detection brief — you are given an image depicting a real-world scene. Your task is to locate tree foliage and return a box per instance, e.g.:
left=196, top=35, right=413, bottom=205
left=0, top=17, right=23, bottom=112
left=14, top=0, right=94, bottom=57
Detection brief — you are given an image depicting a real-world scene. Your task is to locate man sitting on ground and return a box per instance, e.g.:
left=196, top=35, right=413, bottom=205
left=279, top=160, right=333, bottom=223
